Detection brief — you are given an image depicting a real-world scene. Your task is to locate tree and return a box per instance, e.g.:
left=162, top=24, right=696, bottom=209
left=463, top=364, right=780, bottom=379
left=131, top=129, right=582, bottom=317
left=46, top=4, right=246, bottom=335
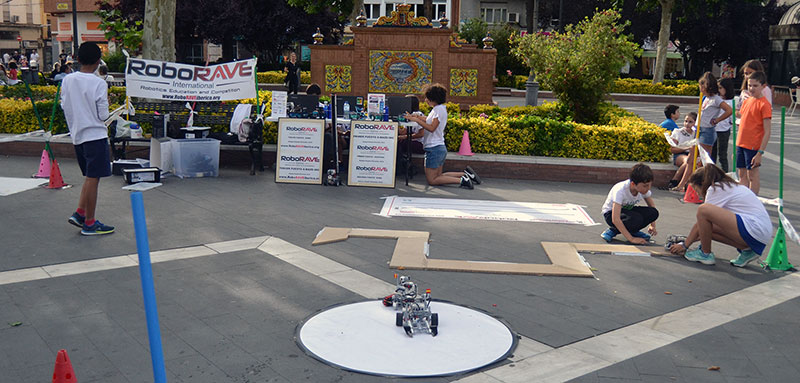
left=458, top=18, right=488, bottom=45
left=96, top=8, right=143, bottom=54
left=100, top=0, right=344, bottom=67
left=652, top=0, right=674, bottom=84
left=142, top=0, right=176, bottom=61
left=512, top=9, right=640, bottom=123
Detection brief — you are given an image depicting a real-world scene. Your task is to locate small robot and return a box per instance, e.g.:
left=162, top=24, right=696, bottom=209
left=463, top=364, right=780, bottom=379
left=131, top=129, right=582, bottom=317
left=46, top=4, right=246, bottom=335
left=665, top=234, right=687, bottom=251
left=382, top=274, right=438, bottom=337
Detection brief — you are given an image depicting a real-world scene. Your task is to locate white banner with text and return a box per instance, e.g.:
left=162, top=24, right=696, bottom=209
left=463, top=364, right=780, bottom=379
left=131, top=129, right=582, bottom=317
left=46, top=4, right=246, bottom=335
left=125, top=58, right=257, bottom=102
left=348, top=120, right=398, bottom=188
left=276, top=118, right=325, bottom=184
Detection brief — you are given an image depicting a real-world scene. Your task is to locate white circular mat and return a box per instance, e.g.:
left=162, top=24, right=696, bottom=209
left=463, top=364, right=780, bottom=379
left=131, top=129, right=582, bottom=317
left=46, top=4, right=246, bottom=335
left=296, top=300, right=516, bottom=377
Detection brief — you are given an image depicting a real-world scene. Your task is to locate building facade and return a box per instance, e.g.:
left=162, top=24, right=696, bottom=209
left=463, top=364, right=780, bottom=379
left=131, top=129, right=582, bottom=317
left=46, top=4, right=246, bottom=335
left=43, top=0, right=107, bottom=70
left=0, top=0, right=47, bottom=67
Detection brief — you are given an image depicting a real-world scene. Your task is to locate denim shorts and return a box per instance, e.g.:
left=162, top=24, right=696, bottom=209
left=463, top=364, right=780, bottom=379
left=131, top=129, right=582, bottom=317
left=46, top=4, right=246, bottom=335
left=424, top=145, right=447, bottom=169
left=698, top=127, right=717, bottom=146
left=74, top=138, right=111, bottom=178
left=736, top=146, right=760, bottom=170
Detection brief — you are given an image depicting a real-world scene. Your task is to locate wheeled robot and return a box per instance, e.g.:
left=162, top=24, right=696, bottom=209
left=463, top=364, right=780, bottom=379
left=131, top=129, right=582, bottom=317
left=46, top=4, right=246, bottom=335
left=382, top=274, right=438, bottom=337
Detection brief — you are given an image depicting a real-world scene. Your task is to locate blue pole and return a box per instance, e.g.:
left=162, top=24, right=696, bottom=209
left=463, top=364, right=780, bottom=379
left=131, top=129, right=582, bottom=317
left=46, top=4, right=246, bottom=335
left=130, top=191, right=168, bottom=383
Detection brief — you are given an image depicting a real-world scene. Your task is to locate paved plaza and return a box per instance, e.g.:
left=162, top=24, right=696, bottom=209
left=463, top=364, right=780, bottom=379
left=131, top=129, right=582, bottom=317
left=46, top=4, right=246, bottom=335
left=1, top=98, right=799, bottom=382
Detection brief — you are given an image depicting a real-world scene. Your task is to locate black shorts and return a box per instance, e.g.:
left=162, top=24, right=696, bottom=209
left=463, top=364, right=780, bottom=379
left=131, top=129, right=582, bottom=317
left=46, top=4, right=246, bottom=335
left=74, top=138, right=112, bottom=178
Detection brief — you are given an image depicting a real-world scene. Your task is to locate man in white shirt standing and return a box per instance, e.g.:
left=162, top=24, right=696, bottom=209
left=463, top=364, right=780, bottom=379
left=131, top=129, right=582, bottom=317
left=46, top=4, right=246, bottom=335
left=61, top=42, right=114, bottom=236
left=2, top=52, right=9, bottom=65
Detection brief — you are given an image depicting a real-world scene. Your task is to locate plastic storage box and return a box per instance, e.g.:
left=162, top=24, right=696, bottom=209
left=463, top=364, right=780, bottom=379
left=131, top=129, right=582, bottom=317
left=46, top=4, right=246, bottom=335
left=171, top=138, right=220, bottom=178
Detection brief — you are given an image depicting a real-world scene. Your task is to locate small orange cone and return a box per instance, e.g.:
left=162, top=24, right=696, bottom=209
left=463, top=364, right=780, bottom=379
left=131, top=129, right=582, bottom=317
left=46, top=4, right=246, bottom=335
left=458, top=130, right=474, bottom=156
left=47, top=159, right=69, bottom=189
left=52, top=349, right=77, bottom=383
left=33, top=150, right=51, bottom=178
left=682, top=184, right=703, bottom=204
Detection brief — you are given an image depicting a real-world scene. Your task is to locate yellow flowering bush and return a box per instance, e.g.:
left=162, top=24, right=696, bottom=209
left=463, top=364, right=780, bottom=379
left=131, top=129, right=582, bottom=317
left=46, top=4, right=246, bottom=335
left=256, top=71, right=312, bottom=85
left=0, top=98, right=68, bottom=134
left=612, top=78, right=698, bottom=96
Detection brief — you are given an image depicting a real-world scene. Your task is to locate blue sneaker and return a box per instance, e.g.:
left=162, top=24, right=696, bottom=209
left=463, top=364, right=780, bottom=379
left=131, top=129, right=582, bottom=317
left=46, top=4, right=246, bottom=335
left=68, top=212, right=85, bottom=228
left=632, top=231, right=651, bottom=241
left=684, top=248, right=715, bottom=265
left=600, top=228, right=618, bottom=242
left=730, top=249, right=760, bottom=268
left=81, top=220, right=115, bottom=236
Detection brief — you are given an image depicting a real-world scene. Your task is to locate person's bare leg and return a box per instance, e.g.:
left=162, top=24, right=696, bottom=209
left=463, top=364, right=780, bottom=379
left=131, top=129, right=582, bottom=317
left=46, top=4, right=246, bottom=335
left=81, top=177, right=100, bottom=222
left=738, top=167, right=750, bottom=188
left=748, top=167, right=760, bottom=195
left=442, top=171, right=463, bottom=178
left=696, top=203, right=745, bottom=253
left=424, top=167, right=460, bottom=186
left=676, top=151, right=696, bottom=188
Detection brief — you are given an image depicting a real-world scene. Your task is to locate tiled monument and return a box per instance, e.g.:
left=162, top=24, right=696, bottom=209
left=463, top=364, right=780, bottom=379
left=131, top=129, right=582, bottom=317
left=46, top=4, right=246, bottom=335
left=309, top=4, right=497, bottom=107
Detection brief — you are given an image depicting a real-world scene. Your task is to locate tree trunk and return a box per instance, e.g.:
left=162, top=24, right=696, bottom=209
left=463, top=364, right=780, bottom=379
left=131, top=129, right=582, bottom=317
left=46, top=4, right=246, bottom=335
left=653, top=0, right=674, bottom=84
left=142, top=0, right=176, bottom=61
left=423, top=0, right=433, bottom=20
left=349, top=0, right=364, bottom=25
left=526, top=0, right=538, bottom=34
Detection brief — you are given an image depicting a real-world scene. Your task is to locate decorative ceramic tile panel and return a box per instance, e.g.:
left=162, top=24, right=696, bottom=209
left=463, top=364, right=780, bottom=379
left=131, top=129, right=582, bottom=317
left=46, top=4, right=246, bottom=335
left=369, top=50, right=433, bottom=94
left=449, top=68, right=478, bottom=97
left=325, top=65, right=352, bottom=93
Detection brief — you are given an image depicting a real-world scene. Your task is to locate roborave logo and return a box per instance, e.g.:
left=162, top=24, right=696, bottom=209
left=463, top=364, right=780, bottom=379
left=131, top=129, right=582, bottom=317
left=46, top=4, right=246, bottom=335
left=354, top=123, right=394, bottom=130
left=356, top=145, right=390, bottom=151
left=355, top=166, right=389, bottom=172
left=286, top=126, right=319, bottom=132
left=281, top=156, right=320, bottom=162
left=127, top=59, right=253, bottom=82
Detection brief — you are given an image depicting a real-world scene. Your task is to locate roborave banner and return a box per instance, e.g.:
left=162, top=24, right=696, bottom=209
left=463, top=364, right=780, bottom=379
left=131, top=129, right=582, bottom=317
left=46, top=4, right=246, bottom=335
left=125, top=58, right=257, bottom=102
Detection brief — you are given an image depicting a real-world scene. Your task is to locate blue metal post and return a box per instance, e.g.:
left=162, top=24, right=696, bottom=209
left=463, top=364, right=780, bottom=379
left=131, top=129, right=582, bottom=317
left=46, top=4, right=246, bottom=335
left=130, top=191, right=168, bottom=383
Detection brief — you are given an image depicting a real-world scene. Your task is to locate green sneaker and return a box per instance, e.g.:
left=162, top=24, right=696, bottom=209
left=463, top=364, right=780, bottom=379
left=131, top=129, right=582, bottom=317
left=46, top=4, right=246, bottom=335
left=684, top=248, right=715, bottom=265
left=730, top=249, right=760, bottom=268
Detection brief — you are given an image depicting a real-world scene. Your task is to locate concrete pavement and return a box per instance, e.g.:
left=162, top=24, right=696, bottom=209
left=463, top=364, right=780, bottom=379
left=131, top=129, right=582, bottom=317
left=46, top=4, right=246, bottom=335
left=1, top=98, right=799, bottom=382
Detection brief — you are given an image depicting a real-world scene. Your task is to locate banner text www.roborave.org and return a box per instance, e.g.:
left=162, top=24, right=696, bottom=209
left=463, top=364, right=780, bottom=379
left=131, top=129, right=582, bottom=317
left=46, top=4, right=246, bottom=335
left=125, top=58, right=257, bottom=102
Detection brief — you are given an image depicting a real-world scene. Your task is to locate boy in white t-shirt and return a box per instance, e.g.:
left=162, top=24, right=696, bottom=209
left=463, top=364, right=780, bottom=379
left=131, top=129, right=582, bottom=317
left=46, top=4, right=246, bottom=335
left=600, top=163, right=659, bottom=244
left=61, top=42, right=114, bottom=236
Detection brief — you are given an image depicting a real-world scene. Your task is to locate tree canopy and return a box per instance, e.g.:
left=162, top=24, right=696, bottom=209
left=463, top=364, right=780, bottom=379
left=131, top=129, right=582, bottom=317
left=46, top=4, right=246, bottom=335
left=98, top=0, right=344, bottom=68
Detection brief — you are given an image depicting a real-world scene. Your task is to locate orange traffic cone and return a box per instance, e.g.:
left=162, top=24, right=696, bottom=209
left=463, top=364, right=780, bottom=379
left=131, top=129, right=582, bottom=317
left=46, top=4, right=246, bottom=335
left=47, top=159, right=69, bottom=189
left=52, top=349, right=77, bottom=383
left=33, top=150, right=51, bottom=178
left=682, top=184, right=703, bottom=204
left=458, top=130, right=474, bottom=156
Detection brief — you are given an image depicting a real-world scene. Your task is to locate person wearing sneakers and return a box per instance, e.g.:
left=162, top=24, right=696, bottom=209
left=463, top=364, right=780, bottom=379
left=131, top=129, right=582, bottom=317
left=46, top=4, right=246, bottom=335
left=62, top=42, right=114, bottom=236
left=669, top=164, right=772, bottom=267
left=403, top=83, right=480, bottom=188
left=600, top=163, right=659, bottom=245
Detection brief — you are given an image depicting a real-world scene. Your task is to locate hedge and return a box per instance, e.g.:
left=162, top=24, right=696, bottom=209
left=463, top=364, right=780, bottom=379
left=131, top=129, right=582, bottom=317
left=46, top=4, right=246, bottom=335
left=496, top=75, right=699, bottom=96
left=443, top=102, right=670, bottom=162
left=2, top=86, right=670, bottom=162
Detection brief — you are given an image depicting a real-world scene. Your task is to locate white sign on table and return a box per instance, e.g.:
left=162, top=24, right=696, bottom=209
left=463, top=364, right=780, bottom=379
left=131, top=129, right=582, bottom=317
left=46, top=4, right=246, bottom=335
left=348, top=120, right=398, bottom=188
left=271, top=91, right=287, bottom=118
left=276, top=118, right=325, bottom=184
left=125, top=58, right=257, bottom=102
left=367, top=93, right=385, bottom=116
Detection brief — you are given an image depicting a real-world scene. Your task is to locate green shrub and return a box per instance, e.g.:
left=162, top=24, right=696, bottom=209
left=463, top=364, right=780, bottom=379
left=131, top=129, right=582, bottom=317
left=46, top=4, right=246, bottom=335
left=0, top=98, right=68, bottom=134
left=257, top=70, right=312, bottom=84
left=612, top=78, right=698, bottom=96
left=103, top=50, right=127, bottom=73
left=512, top=9, right=640, bottom=123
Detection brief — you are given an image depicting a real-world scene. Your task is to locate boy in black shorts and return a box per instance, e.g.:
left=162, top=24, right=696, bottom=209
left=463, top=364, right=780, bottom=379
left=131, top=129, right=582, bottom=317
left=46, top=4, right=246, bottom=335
left=61, top=42, right=114, bottom=235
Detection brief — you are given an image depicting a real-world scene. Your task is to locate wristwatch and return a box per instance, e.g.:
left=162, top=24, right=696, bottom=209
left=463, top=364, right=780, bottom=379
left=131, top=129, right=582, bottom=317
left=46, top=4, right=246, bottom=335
left=758, top=150, right=765, bottom=154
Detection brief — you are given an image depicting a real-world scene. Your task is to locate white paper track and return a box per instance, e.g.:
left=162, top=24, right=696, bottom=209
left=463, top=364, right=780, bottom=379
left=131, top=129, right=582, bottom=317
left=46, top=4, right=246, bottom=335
left=378, top=196, right=597, bottom=225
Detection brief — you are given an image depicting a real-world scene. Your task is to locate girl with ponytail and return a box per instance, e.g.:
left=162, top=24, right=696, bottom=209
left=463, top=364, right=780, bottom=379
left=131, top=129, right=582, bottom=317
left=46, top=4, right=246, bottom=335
left=669, top=164, right=773, bottom=267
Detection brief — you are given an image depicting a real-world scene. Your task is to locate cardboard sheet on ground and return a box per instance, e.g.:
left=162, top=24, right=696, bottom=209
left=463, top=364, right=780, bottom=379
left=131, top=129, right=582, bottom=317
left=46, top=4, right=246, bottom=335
left=378, top=196, right=596, bottom=225
left=313, top=227, right=670, bottom=277
left=0, top=177, right=47, bottom=196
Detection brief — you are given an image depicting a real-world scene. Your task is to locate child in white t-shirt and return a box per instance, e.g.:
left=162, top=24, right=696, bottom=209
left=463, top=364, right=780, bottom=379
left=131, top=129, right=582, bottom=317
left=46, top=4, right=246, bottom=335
left=600, top=163, right=659, bottom=244
left=669, top=164, right=773, bottom=267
